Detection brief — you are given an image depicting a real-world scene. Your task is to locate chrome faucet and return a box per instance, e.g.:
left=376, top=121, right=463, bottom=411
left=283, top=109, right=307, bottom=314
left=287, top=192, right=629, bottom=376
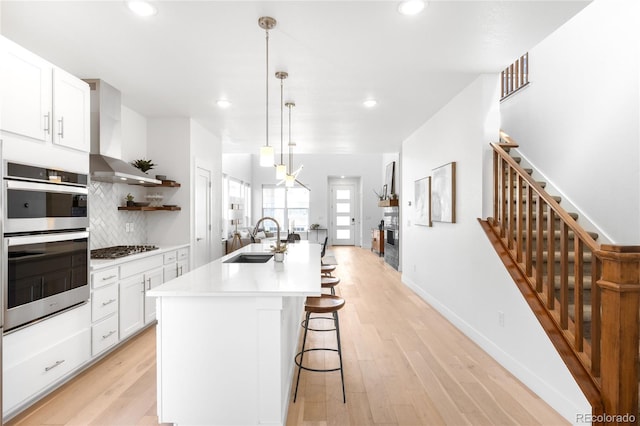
left=253, top=216, right=281, bottom=251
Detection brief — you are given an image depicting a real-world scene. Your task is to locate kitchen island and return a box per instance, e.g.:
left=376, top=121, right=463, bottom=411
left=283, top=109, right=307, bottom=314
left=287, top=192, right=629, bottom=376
left=148, top=242, right=321, bottom=426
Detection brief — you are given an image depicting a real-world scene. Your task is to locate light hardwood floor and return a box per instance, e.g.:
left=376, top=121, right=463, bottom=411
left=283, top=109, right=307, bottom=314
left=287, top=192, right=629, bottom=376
left=7, top=246, right=568, bottom=426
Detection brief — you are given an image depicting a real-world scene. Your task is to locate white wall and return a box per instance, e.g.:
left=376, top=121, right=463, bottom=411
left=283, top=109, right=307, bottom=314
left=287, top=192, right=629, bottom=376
left=222, top=153, right=252, bottom=183
left=146, top=118, right=191, bottom=247
left=500, top=0, right=640, bottom=244
left=192, top=119, right=223, bottom=261
left=121, top=105, right=148, bottom=161
left=401, top=74, right=589, bottom=422
left=251, top=153, right=383, bottom=248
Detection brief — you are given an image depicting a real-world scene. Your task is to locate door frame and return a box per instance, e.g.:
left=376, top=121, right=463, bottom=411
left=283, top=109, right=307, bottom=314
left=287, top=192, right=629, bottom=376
left=194, top=160, right=212, bottom=267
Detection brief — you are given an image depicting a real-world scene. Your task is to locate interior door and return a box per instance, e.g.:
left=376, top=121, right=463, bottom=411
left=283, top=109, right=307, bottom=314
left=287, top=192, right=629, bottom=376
left=195, top=165, right=212, bottom=267
left=331, top=184, right=355, bottom=246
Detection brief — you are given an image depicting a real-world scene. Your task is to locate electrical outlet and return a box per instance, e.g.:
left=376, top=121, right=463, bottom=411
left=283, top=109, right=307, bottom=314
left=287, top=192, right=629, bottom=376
left=130, top=223, right=135, bottom=232
left=125, top=223, right=130, bottom=233
left=498, top=311, right=505, bottom=327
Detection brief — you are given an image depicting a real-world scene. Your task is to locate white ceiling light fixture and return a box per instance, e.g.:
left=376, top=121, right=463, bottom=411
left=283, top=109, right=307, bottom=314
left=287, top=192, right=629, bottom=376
left=363, top=99, right=377, bottom=108
left=275, top=71, right=288, bottom=180
left=398, top=0, right=426, bottom=16
left=216, top=99, right=231, bottom=109
left=258, top=16, right=277, bottom=167
left=126, top=0, right=157, bottom=17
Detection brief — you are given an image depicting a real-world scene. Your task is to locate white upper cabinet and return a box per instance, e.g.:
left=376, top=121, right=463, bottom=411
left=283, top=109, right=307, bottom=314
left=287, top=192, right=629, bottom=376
left=0, top=36, right=90, bottom=152
left=53, top=67, right=90, bottom=151
left=0, top=37, right=53, bottom=142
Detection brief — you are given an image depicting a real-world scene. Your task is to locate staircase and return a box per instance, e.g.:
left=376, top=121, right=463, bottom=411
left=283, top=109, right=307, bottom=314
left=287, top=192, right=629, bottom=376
left=479, top=130, right=640, bottom=425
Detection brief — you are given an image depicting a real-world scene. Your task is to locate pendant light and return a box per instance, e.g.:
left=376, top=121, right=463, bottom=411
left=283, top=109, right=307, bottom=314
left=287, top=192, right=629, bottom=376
left=258, top=17, right=276, bottom=167
left=275, top=71, right=288, bottom=180
left=285, top=101, right=308, bottom=190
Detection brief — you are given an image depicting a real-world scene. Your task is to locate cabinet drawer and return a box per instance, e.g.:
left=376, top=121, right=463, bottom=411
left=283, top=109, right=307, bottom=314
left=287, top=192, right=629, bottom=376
left=91, top=284, right=118, bottom=322
left=177, top=248, right=189, bottom=260
left=163, top=251, right=177, bottom=264
left=91, top=315, right=119, bottom=356
left=120, top=255, right=163, bottom=279
left=92, top=267, right=118, bottom=289
left=3, top=328, right=90, bottom=412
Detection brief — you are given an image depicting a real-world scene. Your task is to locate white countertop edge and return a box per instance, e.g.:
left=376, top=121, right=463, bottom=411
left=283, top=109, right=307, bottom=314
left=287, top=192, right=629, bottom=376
left=149, top=242, right=321, bottom=298
left=90, top=243, right=190, bottom=271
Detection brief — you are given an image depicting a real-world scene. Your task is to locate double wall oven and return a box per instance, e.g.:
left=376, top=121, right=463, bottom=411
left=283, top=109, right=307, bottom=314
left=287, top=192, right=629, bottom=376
left=3, top=162, right=90, bottom=332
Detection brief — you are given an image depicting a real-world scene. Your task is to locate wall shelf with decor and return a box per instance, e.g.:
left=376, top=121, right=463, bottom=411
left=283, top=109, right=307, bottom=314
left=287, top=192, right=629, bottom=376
left=378, top=199, right=399, bottom=207
left=134, top=180, right=182, bottom=188
left=118, top=206, right=181, bottom=212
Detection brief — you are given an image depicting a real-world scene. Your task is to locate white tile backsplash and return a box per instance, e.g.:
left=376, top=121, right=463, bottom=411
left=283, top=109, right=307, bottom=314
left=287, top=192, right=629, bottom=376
left=89, top=181, right=147, bottom=249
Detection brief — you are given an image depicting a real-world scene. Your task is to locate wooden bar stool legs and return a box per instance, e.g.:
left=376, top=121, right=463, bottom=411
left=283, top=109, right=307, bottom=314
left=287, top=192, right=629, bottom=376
left=294, top=295, right=346, bottom=403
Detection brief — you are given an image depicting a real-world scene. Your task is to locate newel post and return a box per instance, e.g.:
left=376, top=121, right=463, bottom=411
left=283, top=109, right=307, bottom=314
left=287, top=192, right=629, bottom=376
left=596, top=245, right=640, bottom=425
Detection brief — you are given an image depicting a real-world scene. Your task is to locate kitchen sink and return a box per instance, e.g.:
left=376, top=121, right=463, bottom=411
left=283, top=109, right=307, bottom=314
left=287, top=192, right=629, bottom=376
left=223, top=253, right=274, bottom=263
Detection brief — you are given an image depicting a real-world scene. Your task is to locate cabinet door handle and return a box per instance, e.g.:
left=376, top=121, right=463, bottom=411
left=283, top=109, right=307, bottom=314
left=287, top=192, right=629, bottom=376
left=44, top=113, right=51, bottom=134
left=101, top=298, right=116, bottom=306
left=102, top=275, right=117, bottom=281
left=102, top=330, right=117, bottom=340
left=179, top=266, right=183, bottom=275
left=44, top=359, right=65, bottom=372
left=57, top=117, right=64, bottom=138
left=146, top=277, right=151, bottom=290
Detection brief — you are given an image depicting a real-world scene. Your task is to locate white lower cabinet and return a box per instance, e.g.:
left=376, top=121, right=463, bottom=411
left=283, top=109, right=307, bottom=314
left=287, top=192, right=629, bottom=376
left=91, top=315, right=119, bottom=356
left=3, top=304, right=90, bottom=415
left=119, top=273, right=146, bottom=340
left=144, top=266, right=164, bottom=324
left=163, top=247, right=189, bottom=282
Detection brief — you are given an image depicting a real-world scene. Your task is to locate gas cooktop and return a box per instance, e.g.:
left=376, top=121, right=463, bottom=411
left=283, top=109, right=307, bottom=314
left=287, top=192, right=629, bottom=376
left=91, top=245, right=159, bottom=259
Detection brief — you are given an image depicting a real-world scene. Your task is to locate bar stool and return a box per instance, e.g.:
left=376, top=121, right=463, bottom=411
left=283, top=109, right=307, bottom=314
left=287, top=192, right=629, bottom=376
left=294, top=295, right=346, bottom=403
left=321, top=276, right=340, bottom=295
left=321, top=264, right=336, bottom=276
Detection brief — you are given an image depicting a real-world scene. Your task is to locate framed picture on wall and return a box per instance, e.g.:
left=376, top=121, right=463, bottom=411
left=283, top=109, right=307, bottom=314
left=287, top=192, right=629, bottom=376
left=431, top=162, right=456, bottom=223
left=414, top=176, right=431, bottom=226
left=385, top=161, right=395, bottom=196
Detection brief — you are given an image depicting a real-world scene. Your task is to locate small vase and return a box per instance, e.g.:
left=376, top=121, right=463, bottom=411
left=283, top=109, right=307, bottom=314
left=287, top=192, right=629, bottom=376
left=274, top=252, right=285, bottom=262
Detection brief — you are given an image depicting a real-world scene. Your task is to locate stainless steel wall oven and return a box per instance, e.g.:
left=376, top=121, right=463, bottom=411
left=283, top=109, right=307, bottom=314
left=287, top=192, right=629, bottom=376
left=3, top=162, right=89, bottom=331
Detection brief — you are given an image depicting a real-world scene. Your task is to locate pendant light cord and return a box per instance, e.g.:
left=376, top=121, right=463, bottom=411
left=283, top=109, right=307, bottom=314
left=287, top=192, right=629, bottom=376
left=288, top=103, right=293, bottom=173
left=265, top=29, right=270, bottom=149
left=280, top=76, right=284, bottom=165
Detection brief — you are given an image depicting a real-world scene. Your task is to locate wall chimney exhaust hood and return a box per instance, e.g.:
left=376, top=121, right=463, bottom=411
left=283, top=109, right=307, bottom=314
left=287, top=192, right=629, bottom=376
left=84, top=79, right=160, bottom=185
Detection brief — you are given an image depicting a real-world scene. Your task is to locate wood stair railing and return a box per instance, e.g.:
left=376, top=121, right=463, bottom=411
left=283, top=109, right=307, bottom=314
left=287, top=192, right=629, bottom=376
left=479, top=130, right=640, bottom=425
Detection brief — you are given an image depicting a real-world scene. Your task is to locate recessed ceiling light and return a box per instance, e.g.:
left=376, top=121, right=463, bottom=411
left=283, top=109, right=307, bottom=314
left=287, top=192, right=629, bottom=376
left=398, top=0, right=425, bottom=16
left=126, top=1, right=157, bottom=17
left=363, top=99, right=377, bottom=108
left=216, top=99, right=232, bottom=108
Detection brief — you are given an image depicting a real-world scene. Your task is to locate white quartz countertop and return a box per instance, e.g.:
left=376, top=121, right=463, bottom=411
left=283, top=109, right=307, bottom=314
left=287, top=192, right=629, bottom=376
left=148, top=242, right=321, bottom=297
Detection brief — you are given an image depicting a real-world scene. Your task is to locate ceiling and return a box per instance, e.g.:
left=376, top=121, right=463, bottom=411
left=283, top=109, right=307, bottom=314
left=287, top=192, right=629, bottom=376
left=0, top=1, right=589, bottom=155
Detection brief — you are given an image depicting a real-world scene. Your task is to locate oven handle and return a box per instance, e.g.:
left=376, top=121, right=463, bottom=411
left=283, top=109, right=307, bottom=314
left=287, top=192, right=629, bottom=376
left=6, top=231, right=89, bottom=246
left=6, top=179, right=88, bottom=195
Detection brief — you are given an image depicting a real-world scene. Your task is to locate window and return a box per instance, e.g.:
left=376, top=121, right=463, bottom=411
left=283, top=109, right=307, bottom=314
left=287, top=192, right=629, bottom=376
left=262, top=185, right=309, bottom=233
left=501, top=52, right=529, bottom=100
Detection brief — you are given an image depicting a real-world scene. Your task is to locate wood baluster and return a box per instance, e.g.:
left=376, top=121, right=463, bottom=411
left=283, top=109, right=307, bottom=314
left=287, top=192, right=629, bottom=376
left=560, top=222, right=569, bottom=329
left=574, top=238, right=584, bottom=351
left=500, top=159, right=507, bottom=238
left=507, top=165, right=515, bottom=250
left=535, top=199, right=544, bottom=292
left=516, top=174, right=523, bottom=262
left=493, top=149, right=499, bottom=227
left=547, top=208, right=555, bottom=309
left=525, top=181, right=533, bottom=277
left=590, top=255, right=601, bottom=377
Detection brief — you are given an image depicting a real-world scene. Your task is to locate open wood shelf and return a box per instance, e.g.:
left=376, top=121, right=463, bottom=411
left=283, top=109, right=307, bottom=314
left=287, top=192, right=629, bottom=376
left=378, top=199, right=399, bottom=207
left=138, top=181, right=181, bottom=188
left=118, top=206, right=181, bottom=211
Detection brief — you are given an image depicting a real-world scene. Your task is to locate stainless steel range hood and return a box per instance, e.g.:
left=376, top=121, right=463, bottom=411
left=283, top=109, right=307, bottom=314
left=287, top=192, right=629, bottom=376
left=84, top=79, right=160, bottom=185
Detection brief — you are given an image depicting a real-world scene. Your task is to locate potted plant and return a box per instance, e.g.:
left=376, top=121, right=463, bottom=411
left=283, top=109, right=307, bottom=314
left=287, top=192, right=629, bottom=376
left=125, top=193, right=135, bottom=207
left=131, top=158, right=156, bottom=174
left=270, top=242, right=288, bottom=262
